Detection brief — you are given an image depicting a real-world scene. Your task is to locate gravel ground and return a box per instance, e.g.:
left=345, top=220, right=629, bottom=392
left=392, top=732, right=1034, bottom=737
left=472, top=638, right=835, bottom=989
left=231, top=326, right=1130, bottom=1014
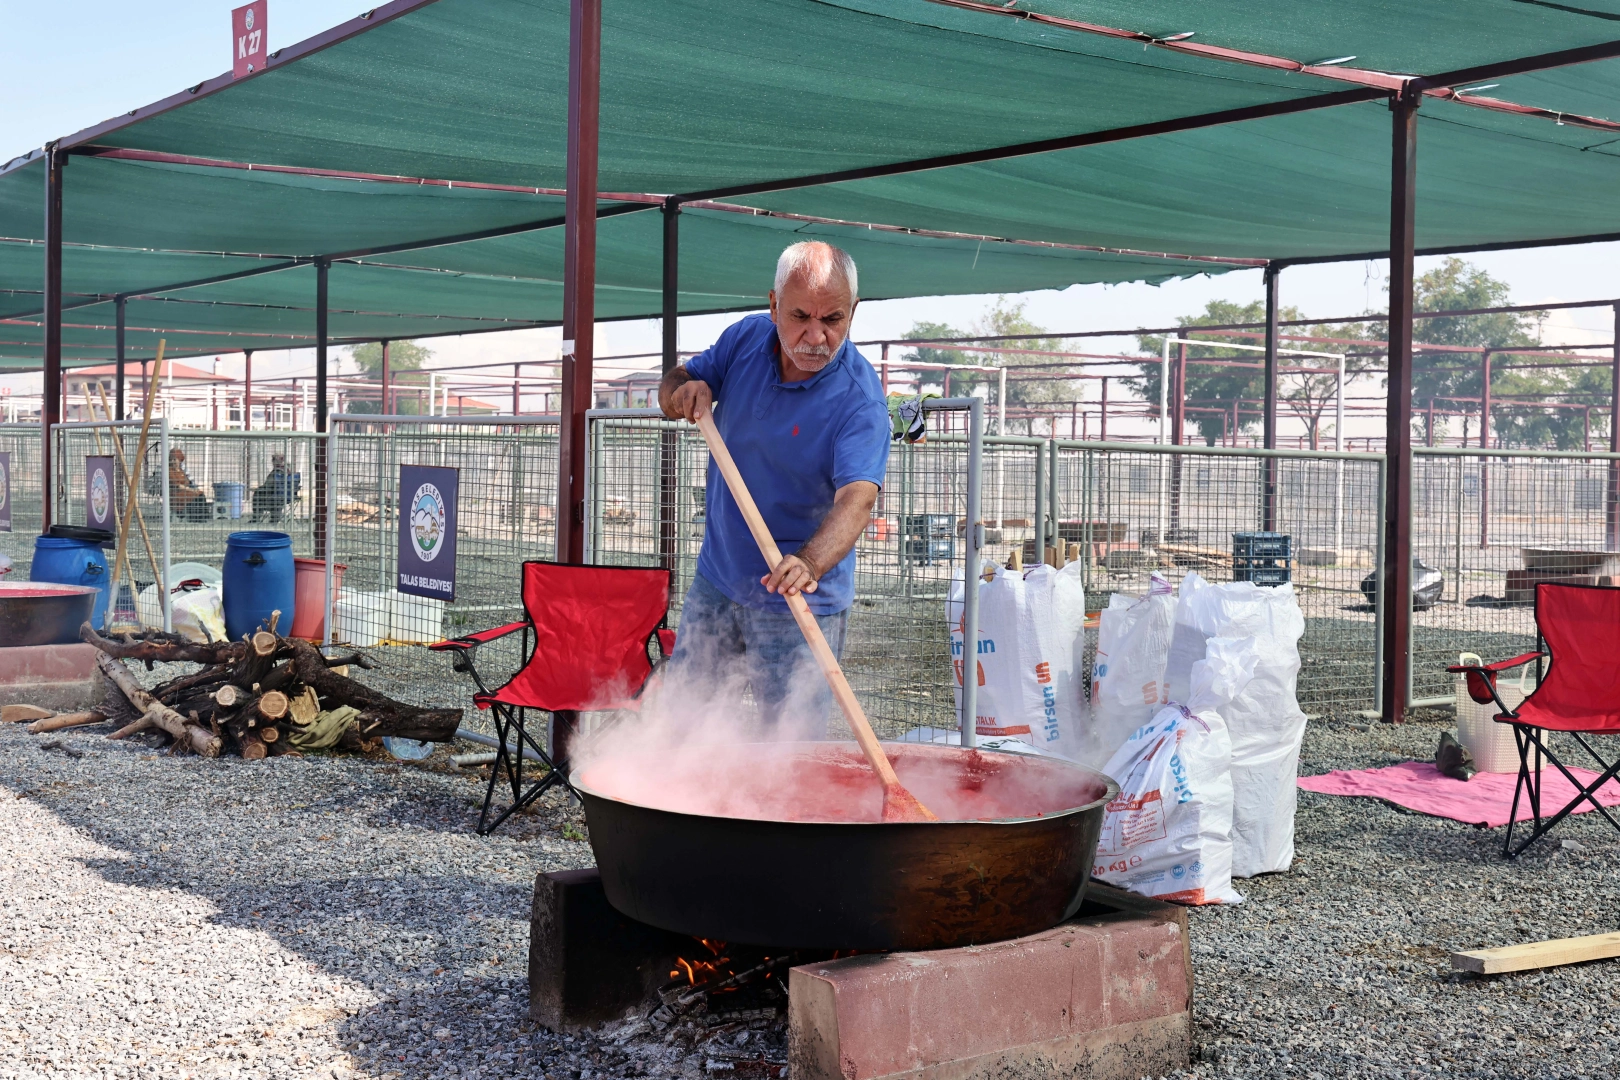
left=3, top=701, right=1618, bottom=1079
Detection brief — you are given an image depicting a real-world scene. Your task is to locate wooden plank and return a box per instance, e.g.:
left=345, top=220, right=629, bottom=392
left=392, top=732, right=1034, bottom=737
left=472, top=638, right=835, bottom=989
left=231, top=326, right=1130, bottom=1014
left=1451, top=931, right=1620, bottom=975
left=1, top=705, right=55, bottom=723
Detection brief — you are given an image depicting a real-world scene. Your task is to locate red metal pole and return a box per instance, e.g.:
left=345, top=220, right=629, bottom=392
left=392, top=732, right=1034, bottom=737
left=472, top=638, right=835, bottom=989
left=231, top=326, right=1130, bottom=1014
left=1609, top=303, right=1620, bottom=550
left=314, top=259, right=329, bottom=559
left=243, top=350, right=253, bottom=431
left=1382, top=88, right=1419, bottom=726
left=1480, top=350, right=1491, bottom=550
left=555, top=0, right=602, bottom=565
left=41, top=145, right=63, bottom=531
left=1172, top=342, right=1186, bottom=445
left=513, top=363, right=521, bottom=415
left=380, top=340, right=391, bottom=415
left=1426, top=397, right=1435, bottom=446
left=1099, top=377, right=1108, bottom=441
left=880, top=343, right=889, bottom=395
left=1262, top=266, right=1280, bottom=530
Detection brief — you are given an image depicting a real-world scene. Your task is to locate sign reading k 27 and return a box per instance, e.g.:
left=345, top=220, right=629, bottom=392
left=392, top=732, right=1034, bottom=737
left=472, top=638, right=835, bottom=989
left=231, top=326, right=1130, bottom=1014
left=232, top=2, right=268, bottom=79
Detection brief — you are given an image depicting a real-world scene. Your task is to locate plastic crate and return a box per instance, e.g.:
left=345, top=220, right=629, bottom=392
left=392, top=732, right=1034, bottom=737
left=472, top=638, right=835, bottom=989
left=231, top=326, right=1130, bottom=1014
left=1233, top=564, right=1291, bottom=587
left=900, top=513, right=955, bottom=538
left=1232, top=531, right=1291, bottom=561
left=903, top=538, right=955, bottom=565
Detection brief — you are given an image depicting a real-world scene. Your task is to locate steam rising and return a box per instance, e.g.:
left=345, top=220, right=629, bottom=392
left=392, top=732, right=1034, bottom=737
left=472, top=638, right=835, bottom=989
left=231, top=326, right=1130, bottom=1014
left=570, top=632, right=1110, bottom=824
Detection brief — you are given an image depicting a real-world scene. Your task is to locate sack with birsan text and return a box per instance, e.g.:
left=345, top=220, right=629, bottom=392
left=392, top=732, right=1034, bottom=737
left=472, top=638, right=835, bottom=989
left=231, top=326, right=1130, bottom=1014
left=947, top=560, right=1088, bottom=758
left=1164, top=572, right=1307, bottom=877
left=1093, top=636, right=1256, bottom=906
left=1086, top=573, right=1176, bottom=771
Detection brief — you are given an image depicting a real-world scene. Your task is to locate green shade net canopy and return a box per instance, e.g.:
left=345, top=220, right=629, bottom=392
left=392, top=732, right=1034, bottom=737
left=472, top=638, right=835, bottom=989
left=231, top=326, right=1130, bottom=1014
left=6, top=0, right=1620, bottom=363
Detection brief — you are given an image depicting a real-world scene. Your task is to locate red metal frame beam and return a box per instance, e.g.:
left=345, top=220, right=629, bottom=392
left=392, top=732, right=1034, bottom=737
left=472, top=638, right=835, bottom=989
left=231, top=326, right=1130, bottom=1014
left=926, top=0, right=1620, bottom=133
left=556, top=0, right=602, bottom=565
left=1383, top=89, right=1420, bottom=725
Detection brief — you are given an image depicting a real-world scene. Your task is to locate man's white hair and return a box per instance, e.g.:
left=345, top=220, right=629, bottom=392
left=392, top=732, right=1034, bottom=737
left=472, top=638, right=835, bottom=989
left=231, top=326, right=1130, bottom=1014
left=774, top=241, right=858, bottom=299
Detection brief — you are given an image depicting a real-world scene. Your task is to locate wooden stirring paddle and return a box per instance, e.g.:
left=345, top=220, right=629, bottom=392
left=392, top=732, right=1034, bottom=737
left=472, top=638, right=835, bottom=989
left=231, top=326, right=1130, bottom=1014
left=694, top=407, right=937, bottom=823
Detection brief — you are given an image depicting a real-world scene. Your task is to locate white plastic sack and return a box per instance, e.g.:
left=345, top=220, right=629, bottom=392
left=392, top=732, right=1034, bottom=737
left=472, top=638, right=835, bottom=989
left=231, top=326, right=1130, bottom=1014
left=1086, top=573, right=1175, bottom=770
left=136, top=581, right=227, bottom=643
left=1094, top=637, right=1256, bottom=905
left=1165, top=572, right=1308, bottom=877
left=947, top=561, right=1087, bottom=758
left=172, top=586, right=227, bottom=644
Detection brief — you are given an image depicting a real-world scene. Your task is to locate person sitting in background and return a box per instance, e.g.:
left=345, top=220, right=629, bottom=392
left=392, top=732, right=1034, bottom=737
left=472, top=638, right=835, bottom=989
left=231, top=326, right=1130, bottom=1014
left=168, top=448, right=210, bottom=522
left=251, top=454, right=300, bottom=521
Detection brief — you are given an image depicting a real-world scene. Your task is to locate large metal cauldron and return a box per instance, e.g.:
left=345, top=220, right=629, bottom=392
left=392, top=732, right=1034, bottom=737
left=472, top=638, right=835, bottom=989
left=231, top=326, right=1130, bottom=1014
left=0, top=583, right=99, bottom=647
left=576, top=742, right=1116, bottom=950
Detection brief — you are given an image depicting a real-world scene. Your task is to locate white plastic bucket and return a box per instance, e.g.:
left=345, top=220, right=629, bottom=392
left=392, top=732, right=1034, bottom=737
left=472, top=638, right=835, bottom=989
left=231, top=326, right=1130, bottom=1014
left=1454, top=651, right=1537, bottom=774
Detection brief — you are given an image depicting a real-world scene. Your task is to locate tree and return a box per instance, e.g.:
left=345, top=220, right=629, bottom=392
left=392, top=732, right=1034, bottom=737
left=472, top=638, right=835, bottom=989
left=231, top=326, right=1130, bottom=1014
left=1366, top=258, right=1545, bottom=446
left=346, top=341, right=434, bottom=414
left=1131, top=302, right=1377, bottom=448
left=898, top=297, right=1074, bottom=419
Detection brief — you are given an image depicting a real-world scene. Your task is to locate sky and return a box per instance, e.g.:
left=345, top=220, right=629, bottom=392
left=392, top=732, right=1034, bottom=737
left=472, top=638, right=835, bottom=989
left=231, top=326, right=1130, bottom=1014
left=5, top=1, right=1620, bottom=438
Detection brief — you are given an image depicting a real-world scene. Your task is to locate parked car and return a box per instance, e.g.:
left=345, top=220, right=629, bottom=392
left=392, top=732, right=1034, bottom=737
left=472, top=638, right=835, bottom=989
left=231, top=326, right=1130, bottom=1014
left=1361, top=558, right=1445, bottom=611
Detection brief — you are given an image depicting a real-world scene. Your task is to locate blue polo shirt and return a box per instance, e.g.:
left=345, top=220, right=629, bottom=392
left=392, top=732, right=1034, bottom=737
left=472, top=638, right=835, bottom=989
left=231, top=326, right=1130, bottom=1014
left=684, top=313, right=890, bottom=615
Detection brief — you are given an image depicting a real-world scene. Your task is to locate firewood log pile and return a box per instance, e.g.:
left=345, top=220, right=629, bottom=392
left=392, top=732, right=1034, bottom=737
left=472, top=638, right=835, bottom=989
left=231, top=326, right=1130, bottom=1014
left=76, top=614, right=460, bottom=759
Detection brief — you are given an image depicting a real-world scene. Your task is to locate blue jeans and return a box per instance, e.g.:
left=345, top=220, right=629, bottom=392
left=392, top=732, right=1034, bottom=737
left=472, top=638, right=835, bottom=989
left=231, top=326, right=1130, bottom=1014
left=668, top=572, right=848, bottom=738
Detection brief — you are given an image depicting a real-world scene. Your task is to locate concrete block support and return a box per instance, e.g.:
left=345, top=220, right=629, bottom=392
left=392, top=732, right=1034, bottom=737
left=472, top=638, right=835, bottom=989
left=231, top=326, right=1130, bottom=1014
left=528, top=868, right=694, bottom=1031
left=788, top=884, right=1192, bottom=1080
left=0, top=643, right=108, bottom=714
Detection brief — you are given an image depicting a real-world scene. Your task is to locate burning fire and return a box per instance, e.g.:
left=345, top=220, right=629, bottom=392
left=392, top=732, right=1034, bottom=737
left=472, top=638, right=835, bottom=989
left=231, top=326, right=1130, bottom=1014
left=670, top=938, right=739, bottom=988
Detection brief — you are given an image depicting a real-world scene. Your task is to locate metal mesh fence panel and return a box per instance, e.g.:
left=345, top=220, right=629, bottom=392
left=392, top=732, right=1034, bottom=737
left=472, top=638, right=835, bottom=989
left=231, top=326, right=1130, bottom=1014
left=0, top=424, right=44, bottom=575
left=327, top=417, right=559, bottom=730
left=1053, top=442, right=1386, bottom=715
left=163, top=430, right=321, bottom=565
left=1409, top=448, right=1620, bottom=704
left=585, top=405, right=979, bottom=738
left=52, top=421, right=172, bottom=629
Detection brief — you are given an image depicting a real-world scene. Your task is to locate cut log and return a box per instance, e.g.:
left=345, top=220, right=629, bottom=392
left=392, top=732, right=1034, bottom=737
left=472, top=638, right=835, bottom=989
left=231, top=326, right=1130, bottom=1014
left=284, top=639, right=459, bottom=742
left=2, top=705, right=55, bottom=723
left=81, top=623, right=246, bottom=666
left=239, top=731, right=268, bottom=760
left=151, top=665, right=233, bottom=704
left=214, top=684, right=244, bottom=708
left=27, top=711, right=107, bottom=734
left=288, top=687, right=320, bottom=726
left=259, top=724, right=280, bottom=744
left=1451, top=931, right=1620, bottom=975
left=252, top=629, right=278, bottom=657
left=108, top=715, right=156, bottom=740
left=93, top=653, right=222, bottom=757
left=258, top=690, right=290, bottom=721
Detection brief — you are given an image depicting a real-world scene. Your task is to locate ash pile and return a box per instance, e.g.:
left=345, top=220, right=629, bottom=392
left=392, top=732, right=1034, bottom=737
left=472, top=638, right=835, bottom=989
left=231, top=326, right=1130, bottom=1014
left=595, top=938, right=858, bottom=1080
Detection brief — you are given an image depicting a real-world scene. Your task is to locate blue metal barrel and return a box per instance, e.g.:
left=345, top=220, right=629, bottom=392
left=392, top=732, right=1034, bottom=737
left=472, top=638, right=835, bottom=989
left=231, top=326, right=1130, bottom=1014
left=222, top=531, right=295, bottom=640
left=30, top=536, right=111, bottom=629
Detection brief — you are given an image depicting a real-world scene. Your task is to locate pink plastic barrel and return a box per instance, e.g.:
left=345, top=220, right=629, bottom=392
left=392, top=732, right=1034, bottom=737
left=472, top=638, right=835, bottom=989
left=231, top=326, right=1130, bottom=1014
left=290, top=557, right=345, bottom=642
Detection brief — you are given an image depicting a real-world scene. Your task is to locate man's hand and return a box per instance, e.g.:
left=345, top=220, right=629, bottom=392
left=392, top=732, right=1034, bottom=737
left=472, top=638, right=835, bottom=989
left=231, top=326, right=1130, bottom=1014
left=761, top=553, right=820, bottom=598
left=659, top=367, right=713, bottom=423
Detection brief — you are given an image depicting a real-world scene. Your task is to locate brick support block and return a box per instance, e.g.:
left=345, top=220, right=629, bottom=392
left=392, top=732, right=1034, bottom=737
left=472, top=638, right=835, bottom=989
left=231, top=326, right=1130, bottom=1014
left=0, top=643, right=106, bottom=714
left=788, top=884, right=1192, bottom=1080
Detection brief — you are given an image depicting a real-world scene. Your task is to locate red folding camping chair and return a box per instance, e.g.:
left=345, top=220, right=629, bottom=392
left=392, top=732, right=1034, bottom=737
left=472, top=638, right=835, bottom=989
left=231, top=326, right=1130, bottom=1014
left=1448, top=582, right=1620, bottom=857
left=430, top=561, right=673, bottom=835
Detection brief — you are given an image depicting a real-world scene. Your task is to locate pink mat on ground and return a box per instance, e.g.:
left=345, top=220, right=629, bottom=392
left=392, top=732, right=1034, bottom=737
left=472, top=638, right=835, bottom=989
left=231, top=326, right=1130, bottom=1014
left=1297, top=762, right=1620, bottom=828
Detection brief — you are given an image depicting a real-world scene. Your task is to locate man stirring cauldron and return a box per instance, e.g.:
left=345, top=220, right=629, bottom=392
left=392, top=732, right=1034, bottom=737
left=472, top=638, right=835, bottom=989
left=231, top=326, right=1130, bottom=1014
left=659, top=241, right=891, bottom=734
